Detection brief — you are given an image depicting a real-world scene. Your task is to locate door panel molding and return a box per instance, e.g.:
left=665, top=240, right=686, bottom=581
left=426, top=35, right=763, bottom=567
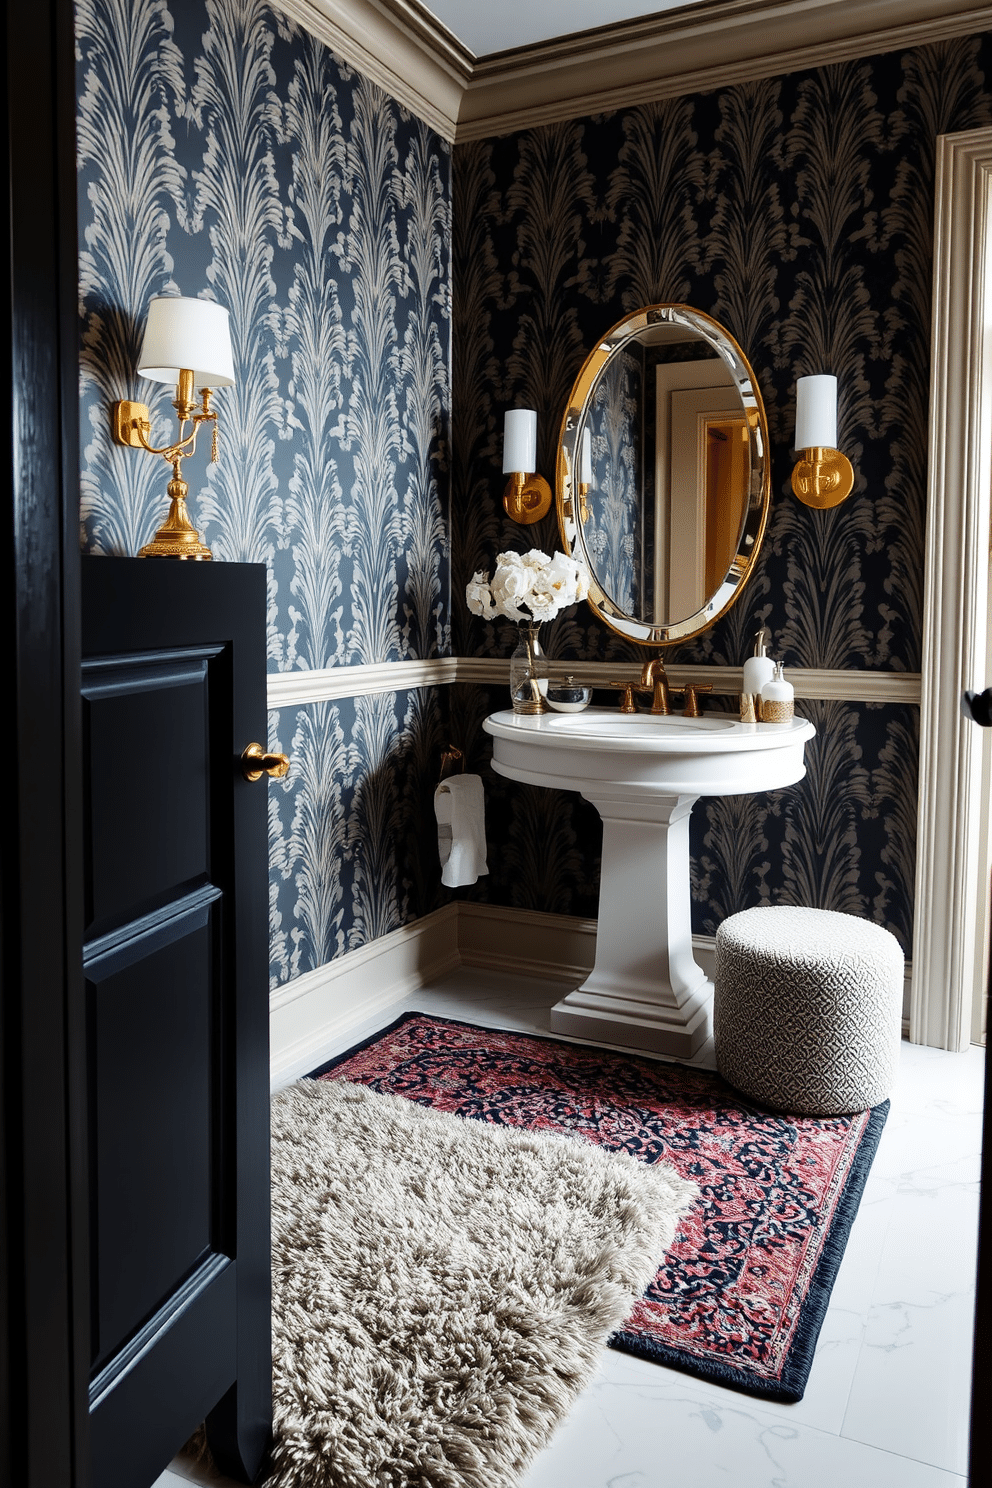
left=88, top=1253, right=232, bottom=1410
left=83, top=883, right=223, bottom=974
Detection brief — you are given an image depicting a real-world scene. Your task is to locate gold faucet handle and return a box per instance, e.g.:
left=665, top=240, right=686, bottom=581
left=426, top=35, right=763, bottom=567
left=681, top=683, right=713, bottom=718
left=608, top=680, right=639, bottom=714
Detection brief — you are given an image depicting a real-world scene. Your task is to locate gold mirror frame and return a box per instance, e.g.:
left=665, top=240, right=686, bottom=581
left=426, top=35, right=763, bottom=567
left=556, top=303, right=770, bottom=647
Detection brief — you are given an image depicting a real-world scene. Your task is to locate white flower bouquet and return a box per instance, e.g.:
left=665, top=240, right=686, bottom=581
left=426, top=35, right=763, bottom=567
left=466, top=548, right=590, bottom=624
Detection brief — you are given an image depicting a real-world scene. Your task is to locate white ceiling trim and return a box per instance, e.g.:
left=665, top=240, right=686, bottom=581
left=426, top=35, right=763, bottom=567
left=278, top=0, right=992, bottom=142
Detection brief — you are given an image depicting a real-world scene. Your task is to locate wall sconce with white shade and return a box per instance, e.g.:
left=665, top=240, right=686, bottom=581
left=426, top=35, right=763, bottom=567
left=112, top=294, right=235, bottom=558
left=791, top=374, right=855, bottom=509
left=502, top=408, right=552, bottom=524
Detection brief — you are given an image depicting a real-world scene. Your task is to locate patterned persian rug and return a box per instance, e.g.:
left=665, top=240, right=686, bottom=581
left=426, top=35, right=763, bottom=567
left=266, top=1075, right=697, bottom=1488
left=312, top=1011, right=890, bottom=1405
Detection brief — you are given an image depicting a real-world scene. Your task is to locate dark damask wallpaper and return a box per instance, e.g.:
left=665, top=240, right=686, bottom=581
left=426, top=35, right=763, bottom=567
left=452, top=35, right=992, bottom=952
left=76, top=0, right=453, bottom=985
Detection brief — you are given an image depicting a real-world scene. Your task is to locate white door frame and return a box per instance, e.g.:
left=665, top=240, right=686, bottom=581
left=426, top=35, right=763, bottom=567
left=913, top=126, right=992, bottom=1051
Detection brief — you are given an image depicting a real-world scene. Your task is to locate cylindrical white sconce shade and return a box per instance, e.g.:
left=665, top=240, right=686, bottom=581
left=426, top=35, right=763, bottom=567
left=580, top=427, right=593, bottom=485
left=503, top=409, right=537, bottom=474
left=137, top=295, right=235, bottom=387
left=794, top=374, right=837, bottom=449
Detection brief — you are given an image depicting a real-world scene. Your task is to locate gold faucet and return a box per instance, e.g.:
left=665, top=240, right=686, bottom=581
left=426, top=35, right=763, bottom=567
left=638, top=658, right=671, bottom=715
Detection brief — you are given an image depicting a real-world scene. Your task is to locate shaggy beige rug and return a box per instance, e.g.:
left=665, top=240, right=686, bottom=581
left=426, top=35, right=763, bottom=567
left=267, top=1078, right=697, bottom=1488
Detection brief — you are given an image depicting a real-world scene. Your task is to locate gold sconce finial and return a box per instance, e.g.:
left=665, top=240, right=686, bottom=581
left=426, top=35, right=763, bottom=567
left=111, top=295, right=235, bottom=559
left=790, top=374, right=855, bottom=509
left=502, top=408, right=552, bottom=524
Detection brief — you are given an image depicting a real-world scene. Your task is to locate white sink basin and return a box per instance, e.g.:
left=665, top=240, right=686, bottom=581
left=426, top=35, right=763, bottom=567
left=545, top=712, right=737, bottom=738
left=484, top=706, right=815, bottom=797
left=483, top=704, right=816, bottom=1059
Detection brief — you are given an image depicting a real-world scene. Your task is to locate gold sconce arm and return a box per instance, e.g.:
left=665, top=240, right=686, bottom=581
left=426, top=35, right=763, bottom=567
left=112, top=379, right=219, bottom=466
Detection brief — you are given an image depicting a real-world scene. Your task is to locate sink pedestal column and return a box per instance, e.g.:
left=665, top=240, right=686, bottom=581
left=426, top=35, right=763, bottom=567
left=550, top=790, right=710, bottom=1058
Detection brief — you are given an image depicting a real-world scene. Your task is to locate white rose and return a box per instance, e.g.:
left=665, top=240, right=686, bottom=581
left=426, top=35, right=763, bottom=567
left=492, top=564, right=529, bottom=607
left=465, top=570, right=496, bottom=619
left=544, top=553, right=579, bottom=608
left=528, top=593, right=558, bottom=622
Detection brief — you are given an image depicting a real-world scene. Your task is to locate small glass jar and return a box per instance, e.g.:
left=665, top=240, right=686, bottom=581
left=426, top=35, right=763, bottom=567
left=546, top=675, right=593, bottom=713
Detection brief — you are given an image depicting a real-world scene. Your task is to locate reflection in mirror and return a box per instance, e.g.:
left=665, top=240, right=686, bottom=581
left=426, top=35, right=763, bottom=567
left=557, top=306, right=769, bottom=648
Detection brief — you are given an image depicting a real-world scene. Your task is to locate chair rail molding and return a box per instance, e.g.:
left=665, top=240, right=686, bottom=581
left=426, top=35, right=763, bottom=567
left=266, top=657, right=921, bottom=709
left=913, top=126, right=992, bottom=1051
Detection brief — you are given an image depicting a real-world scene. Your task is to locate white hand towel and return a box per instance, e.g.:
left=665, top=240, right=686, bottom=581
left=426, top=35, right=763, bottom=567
left=435, top=774, right=489, bottom=888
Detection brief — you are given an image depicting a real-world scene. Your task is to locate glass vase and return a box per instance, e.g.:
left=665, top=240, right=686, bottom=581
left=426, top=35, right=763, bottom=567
left=509, top=622, right=549, bottom=714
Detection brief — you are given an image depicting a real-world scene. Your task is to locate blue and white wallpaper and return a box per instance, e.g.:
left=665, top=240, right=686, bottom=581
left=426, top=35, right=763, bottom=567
left=76, top=1, right=992, bottom=984
left=453, top=35, right=992, bottom=955
left=75, top=0, right=452, bottom=985
left=584, top=346, right=642, bottom=616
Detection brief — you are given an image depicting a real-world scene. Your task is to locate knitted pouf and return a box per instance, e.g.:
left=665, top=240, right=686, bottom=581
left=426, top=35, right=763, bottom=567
left=713, top=906, right=904, bottom=1116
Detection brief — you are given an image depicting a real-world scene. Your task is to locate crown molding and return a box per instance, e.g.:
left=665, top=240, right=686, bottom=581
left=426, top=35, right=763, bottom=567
left=277, top=0, right=992, bottom=143
left=458, top=0, right=992, bottom=139
left=275, top=0, right=469, bottom=140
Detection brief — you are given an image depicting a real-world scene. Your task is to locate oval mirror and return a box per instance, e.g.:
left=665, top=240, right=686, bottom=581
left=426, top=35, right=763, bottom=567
left=556, top=304, right=770, bottom=646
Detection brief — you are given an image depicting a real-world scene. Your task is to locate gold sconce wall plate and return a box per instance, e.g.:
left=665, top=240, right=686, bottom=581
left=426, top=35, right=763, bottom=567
left=503, top=472, right=553, bottom=525
left=791, top=446, right=855, bottom=508
left=113, top=401, right=152, bottom=448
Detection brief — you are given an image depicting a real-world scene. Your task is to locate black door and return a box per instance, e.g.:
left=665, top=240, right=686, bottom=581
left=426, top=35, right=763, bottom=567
left=81, top=556, right=272, bottom=1487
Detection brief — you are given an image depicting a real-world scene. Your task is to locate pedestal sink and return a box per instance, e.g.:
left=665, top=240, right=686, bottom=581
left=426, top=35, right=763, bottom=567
left=483, top=707, right=816, bottom=1058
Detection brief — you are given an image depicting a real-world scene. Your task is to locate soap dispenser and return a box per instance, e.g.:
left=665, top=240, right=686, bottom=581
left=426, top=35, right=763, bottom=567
left=760, top=662, right=794, bottom=724
left=742, top=628, right=775, bottom=713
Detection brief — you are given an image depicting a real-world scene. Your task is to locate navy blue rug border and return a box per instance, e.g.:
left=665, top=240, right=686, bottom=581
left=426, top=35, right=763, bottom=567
left=306, top=1009, right=890, bottom=1405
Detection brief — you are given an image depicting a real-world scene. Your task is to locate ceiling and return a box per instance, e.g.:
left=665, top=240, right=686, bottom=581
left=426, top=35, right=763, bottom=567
left=420, top=0, right=706, bottom=57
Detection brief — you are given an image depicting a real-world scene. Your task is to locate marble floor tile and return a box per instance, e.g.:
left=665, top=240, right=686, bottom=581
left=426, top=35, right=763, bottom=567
left=840, top=1184, right=978, bottom=1474
left=519, top=1361, right=966, bottom=1488
left=171, top=967, right=982, bottom=1488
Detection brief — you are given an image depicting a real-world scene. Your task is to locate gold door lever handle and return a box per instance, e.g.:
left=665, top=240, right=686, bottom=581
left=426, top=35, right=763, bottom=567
left=241, top=742, right=290, bottom=782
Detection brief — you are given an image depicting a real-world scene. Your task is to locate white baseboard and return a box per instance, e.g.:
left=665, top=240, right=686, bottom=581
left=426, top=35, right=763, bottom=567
left=268, top=904, right=460, bottom=1087
left=269, top=901, right=914, bottom=1084
left=455, top=901, right=597, bottom=982
left=455, top=898, right=722, bottom=979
